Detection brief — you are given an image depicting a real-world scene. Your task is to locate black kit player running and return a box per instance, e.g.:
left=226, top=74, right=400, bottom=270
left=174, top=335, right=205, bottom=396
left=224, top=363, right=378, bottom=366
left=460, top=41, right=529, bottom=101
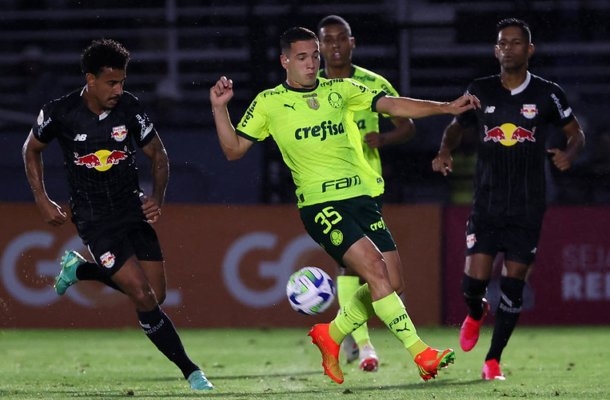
left=432, top=18, right=585, bottom=380
left=23, top=38, right=213, bottom=391
left=460, top=73, right=573, bottom=234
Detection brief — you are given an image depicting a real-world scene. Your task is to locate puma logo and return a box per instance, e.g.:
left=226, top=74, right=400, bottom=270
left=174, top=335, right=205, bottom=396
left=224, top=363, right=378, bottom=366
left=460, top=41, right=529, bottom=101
left=284, top=103, right=296, bottom=110
left=396, top=323, right=410, bottom=333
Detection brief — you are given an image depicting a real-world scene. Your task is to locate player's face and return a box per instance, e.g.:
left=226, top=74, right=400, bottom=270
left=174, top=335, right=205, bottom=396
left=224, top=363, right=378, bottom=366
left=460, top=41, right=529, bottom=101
left=494, top=26, right=534, bottom=72
left=85, top=67, right=126, bottom=113
left=319, top=24, right=354, bottom=70
left=281, top=39, right=320, bottom=89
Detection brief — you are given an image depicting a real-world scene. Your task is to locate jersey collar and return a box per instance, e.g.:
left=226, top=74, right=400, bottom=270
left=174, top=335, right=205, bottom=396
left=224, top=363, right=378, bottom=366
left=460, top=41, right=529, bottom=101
left=509, top=71, right=531, bottom=96
left=282, top=79, right=320, bottom=92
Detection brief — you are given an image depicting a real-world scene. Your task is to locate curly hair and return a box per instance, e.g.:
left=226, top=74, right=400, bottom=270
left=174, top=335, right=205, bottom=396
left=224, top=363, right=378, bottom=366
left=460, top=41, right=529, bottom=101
left=80, top=38, right=130, bottom=75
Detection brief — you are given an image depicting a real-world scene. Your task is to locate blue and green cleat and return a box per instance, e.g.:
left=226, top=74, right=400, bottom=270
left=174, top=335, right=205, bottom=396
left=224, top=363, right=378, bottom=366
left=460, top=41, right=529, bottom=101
left=187, top=370, right=214, bottom=390
left=54, top=250, right=85, bottom=295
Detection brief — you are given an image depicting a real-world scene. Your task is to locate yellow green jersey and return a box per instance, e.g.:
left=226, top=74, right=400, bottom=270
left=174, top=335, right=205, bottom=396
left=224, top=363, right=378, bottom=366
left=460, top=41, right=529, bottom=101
left=236, top=77, right=386, bottom=207
left=319, top=65, right=400, bottom=176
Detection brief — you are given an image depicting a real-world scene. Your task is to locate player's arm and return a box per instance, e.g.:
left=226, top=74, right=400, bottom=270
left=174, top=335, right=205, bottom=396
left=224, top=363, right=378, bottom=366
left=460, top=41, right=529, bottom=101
left=364, top=117, right=415, bottom=149
left=140, top=133, right=169, bottom=223
left=431, top=118, right=474, bottom=176
left=210, top=76, right=254, bottom=160
left=375, top=93, right=480, bottom=119
left=547, top=118, right=586, bottom=172
left=22, top=130, right=68, bottom=226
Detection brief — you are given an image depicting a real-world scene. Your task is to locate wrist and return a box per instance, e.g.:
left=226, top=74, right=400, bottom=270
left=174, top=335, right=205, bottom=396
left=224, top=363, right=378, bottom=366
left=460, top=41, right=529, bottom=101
left=437, top=148, right=451, bottom=156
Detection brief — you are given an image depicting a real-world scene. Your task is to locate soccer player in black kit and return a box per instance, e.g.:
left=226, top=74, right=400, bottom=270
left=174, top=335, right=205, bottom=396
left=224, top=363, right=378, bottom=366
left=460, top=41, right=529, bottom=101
left=22, top=38, right=213, bottom=391
left=432, top=18, right=585, bottom=380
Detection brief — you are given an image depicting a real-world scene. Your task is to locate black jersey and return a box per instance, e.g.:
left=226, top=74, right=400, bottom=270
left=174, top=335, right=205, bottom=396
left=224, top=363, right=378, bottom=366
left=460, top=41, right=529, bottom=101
left=32, top=87, right=157, bottom=223
left=457, top=72, right=575, bottom=223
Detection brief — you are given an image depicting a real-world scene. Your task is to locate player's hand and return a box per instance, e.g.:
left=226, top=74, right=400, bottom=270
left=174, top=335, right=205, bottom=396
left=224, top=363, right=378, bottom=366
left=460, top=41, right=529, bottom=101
left=432, top=151, right=453, bottom=176
left=210, top=76, right=234, bottom=108
left=363, top=132, right=383, bottom=148
left=547, top=148, right=571, bottom=171
left=37, top=198, right=68, bottom=227
left=447, top=93, right=480, bottom=115
left=140, top=194, right=162, bottom=224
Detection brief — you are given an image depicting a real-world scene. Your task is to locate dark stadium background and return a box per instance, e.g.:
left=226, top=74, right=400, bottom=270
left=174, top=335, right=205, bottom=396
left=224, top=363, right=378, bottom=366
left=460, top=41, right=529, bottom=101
left=1, top=1, right=608, bottom=328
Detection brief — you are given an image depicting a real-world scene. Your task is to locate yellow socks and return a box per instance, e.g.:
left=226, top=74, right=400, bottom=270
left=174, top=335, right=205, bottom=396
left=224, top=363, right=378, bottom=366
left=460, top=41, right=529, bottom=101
left=337, top=276, right=371, bottom=346
left=372, top=292, right=424, bottom=353
left=330, top=286, right=427, bottom=358
left=330, top=282, right=374, bottom=343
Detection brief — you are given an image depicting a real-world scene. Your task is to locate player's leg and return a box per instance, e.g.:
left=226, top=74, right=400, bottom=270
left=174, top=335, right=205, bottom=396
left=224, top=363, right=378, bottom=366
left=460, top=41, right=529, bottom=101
left=302, top=199, right=382, bottom=383
left=111, top=257, right=212, bottom=390
left=55, top=220, right=125, bottom=295
left=372, top=209, right=453, bottom=380
left=482, top=259, right=529, bottom=381
left=337, top=268, right=378, bottom=371
left=338, top=194, right=393, bottom=370
left=340, top=240, right=455, bottom=381
left=460, top=253, right=494, bottom=351
left=89, top=222, right=212, bottom=390
left=460, top=213, right=497, bottom=352
left=140, top=259, right=167, bottom=304
left=131, top=222, right=212, bottom=390
left=307, top=197, right=453, bottom=382
left=482, top=219, right=538, bottom=381
left=336, top=272, right=361, bottom=364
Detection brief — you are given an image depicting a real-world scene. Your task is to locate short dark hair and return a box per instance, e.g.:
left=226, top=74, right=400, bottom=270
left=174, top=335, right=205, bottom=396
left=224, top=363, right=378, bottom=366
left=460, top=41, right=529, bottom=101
left=279, top=27, right=318, bottom=53
left=81, top=38, right=130, bottom=75
left=497, top=18, right=532, bottom=43
left=317, top=15, right=352, bottom=36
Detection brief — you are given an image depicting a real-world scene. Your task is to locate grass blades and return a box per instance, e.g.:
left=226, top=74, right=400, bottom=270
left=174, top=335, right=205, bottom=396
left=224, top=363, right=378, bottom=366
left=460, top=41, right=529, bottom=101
left=1, top=326, right=608, bottom=399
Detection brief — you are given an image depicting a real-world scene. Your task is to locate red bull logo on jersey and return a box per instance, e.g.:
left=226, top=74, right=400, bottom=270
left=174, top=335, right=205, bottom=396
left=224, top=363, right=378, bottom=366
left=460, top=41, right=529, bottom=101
left=73, top=148, right=128, bottom=171
left=520, top=104, right=538, bottom=119
left=483, top=123, right=536, bottom=147
left=111, top=125, right=127, bottom=142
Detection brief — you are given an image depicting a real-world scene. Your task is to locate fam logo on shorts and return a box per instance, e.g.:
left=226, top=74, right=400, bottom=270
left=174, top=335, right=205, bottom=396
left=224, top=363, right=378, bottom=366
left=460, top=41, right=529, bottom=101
left=330, top=229, right=344, bottom=246
left=100, top=251, right=116, bottom=268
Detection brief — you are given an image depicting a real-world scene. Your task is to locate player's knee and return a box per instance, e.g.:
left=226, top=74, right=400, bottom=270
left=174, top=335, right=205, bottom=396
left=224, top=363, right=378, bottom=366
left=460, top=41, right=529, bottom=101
left=155, top=289, right=167, bottom=305
left=127, top=283, right=158, bottom=309
left=499, top=276, right=525, bottom=314
left=366, top=257, right=389, bottom=283
left=462, top=274, right=488, bottom=300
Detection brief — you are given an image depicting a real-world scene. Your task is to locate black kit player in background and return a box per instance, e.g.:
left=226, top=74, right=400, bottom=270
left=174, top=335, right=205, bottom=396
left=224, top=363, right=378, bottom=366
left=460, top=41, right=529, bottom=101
left=22, top=38, right=213, bottom=391
left=432, top=18, right=585, bottom=380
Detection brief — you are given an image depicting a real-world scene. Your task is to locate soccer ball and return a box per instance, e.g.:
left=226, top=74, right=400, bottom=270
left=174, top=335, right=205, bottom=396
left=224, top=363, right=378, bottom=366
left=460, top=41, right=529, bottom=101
left=286, top=266, right=336, bottom=315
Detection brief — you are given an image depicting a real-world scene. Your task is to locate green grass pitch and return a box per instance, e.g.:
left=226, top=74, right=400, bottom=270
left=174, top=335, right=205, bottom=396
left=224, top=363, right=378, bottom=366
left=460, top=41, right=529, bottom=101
left=1, top=326, right=608, bottom=399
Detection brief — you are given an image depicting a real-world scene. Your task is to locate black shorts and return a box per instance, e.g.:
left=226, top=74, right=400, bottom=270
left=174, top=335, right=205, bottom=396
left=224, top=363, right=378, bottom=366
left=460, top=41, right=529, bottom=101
left=77, top=219, right=163, bottom=276
left=465, top=213, right=542, bottom=265
left=299, top=195, right=396, bottom=265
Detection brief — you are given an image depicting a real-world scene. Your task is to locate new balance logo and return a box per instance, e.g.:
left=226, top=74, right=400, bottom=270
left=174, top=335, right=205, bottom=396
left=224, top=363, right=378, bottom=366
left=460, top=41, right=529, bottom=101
left=284, top=103, right=296, bottom=110
left=73, top=134, right=87, bottom=141
left=484, top=106, right=495, bottom=114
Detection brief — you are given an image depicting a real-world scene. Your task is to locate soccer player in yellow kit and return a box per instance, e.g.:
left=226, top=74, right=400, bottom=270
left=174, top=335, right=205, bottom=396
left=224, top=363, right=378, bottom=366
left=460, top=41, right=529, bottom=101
left=317, top=14, right=416, bottom=372
left=210, top=26, right=479, bottom=384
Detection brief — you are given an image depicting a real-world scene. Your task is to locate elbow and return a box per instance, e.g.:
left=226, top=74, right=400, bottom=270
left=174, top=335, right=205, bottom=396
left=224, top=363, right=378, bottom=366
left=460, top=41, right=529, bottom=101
left=223, top=149, right=244, bottom=161
left=225, top=154, right=242, bottom=161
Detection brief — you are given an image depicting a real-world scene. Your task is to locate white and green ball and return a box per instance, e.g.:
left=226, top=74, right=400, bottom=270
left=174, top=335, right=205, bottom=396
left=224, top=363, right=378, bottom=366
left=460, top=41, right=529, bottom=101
left=286, top=266, right=336, bottom=315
